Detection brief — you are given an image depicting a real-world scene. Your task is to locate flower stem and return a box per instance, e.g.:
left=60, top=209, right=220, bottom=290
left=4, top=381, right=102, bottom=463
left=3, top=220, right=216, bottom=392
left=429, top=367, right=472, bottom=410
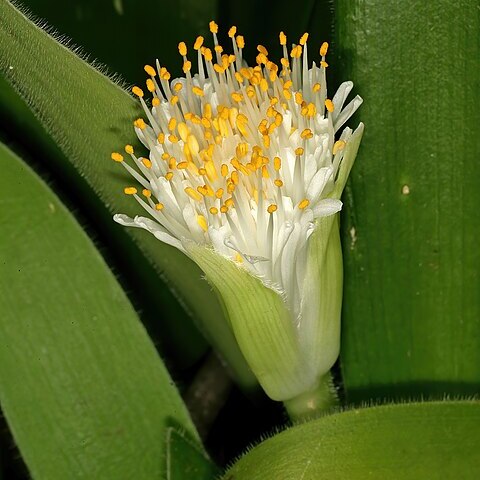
left=284, top=372, right=339, bottom=422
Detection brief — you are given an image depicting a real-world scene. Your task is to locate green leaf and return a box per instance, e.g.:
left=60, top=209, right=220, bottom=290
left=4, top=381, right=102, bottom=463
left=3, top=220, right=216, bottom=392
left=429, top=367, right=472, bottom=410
left=166, top=429, right=219, bottom=480
left=0, top=141, right=199, bottom=479
left=0, top=0, right=258, bottom=378
left=335, top=0, right=480, bottom=400
left=225, top=401, right=480, bottom=479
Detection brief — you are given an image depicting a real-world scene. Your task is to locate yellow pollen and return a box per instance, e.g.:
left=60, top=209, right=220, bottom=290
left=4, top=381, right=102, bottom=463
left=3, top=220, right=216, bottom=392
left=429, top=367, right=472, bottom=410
left=231, top=171, right=239, bottom=185
left=279, top=31, right=287, bottom=46
left=177, top=161, right=188, bottom=169
left=185, top=187, right=202, bottom=201
left=155, top=203, right=164, bottom=210
left=160, top=68, right=171, bottom=80
left=274, top=179, right=283, bottom=187
left=134, top=118, right=146, bottom=130
left=161, top=152, right=170, bottom=160
left=333, top=140, right=347, bottom=154
left=168, top=158, right=177, bottom=169
left=267, top=204, right=278, bottom=214
left=221, top=164, right=229, bottom=177
left=157, top=133, right=165, bottom=144
left=198, top=167, right=207, bottom=175
left=142, top=189, right=152, bottom=198
left=236, top=35, right=245, bottom=49
left=290, top=45, right=302, bottom=58
left=197, top=214, right=208, bottom=232
left=209, top=207, right=219, bottom=215
left=152, top=97, right=160, bottom=107
left=111, top=152, right=123, bottom=162
left=298, top=198, right=310, bottom=209
left=274, top=156, right=281, bottom=171
left=204, top=48, right=213, bottom=62
left=231, top=92, right=243, bottom=102
left=124, top=187, right=137, bottom=195
left=325, top=99, right=335, bottom=112
left=214, top=45, right=224, bottom=54
left=144, top=64, right=156, bottom=77
left=192, top=86, right=204, bottom=97
left=178, top=41, right=187, bottom=56
left=215, top=188, right=224, bottom=198
left=168, top=117, right=177, bottom=131
left=320, top=41, right=329, bottom=56
left=220, top=205, right=228, bottom=214
left=228, top=26, right=237, bottom=37
left=225, top=198, right=234, bottom=207
left=173, top=82, right=183, bottom=92
left=313, top=83, right=321, bottom=92
left=124, top=145, right=134, bottom=154
left=194, top=36, right=204, bottom=50
left=165, top=172, right=174, bottom=181
left=320, top=60, right=329, bottom=68
left=257, top=44, right=268, bottom=56
left=209, top=20, right=218, bottom=34
left=299, top=32, right=309, bottom=45
left=170, top=95, right=179, bottom=105
left=262, top=165, right=269, bottom=178
left=301, top=128, right=313, bottom=139
left=146, top=78, right=155, bottom=92
left=141, top=158, right=152, bottom=168
left=183, top=61, right=192, bottom=73
left=295, top=147, right=304, bottom=156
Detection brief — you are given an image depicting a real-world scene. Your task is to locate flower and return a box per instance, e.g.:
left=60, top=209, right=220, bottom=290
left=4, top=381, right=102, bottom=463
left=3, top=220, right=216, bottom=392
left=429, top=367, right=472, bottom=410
left=111, top=22, right=363, bottom=406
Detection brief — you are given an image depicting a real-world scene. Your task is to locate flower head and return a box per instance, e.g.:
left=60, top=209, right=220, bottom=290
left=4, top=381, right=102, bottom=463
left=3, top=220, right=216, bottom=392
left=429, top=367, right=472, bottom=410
left=112, top=23, right=363, bottom=402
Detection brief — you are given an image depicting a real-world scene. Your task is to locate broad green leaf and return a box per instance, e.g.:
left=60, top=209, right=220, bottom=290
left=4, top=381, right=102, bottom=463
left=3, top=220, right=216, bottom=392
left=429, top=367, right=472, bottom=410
left=166, top=429, right=219, bottom=480
left=335, top=0, right=480, bottom=401
left=0, top=141, right=200, bottom=479
left=225, top=401, right=480, bottom=479
left=0, top=0, right=256, bottom=385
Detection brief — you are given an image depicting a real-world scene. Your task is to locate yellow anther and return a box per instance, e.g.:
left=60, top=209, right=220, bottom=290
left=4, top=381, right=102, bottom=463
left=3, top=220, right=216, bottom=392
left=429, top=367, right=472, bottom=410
left=157, top=133, right=165, bottom=144
left=198, top=167, right=207, bottom=176
left=231, top=92, right=244, bottom=102
left=124, top=187, right=137, bottom=195
left=333, top=140, right=347, bottom=155
left=256, top=53, right=267, bottom=65
left=194, top=36, right=204, bottom=50
left=280, top=57, right=290, bottom=68
left=274, top=156, right=281, bottom=171
left=183, top=61, right=192, bottom=73
left=274, top=113, right=283, bottom=127
left=197, top=214, right=208, bottom=232
left=220, top=205, right=228, bottom=214
left=160, top=68, right=171, bottom=80
left=168, top=118, right=177, bottom=131
left=299, top=32, right=309, bottom=45
left=168, top=157, right=177, bottom=169
left=185, top=187, right=202, bottom=201
left=234, top=72, right=243, bottom=83
left=155, top=203, right=164, bottom=210
left=134, top=118, right=146, bottom=130
left=177, top=122, right=189, bottom=141
left=257, top=44, right=268, bottom=56
left=312, top=83, right=321, bottom=92
left=283, top=89, right=292, bottom=100
left=168, top=134, right=179, bottom=143
left=177, top=161, right=188, bottom=169
left=262, top=165, right=270, bottom=178
left=325, top=99, right=335, bottom=112
left=178, top=41, right=187, bottom=56
left=320, top=61, right=328, bottom=68
left=301, top=128, right=313, bottom=139
left=111, top=152, right=123, bottom=162
left=235, top=253, right=243, bottom=263
left=187, top=135, right=200, bottom=155
left=231, top=171, right=239, bottom=185
left=298, top=198, right=310, bottom=209
left=215, top=188, right=224, bottom=198
left=124, top=145, right=134, bottom=155
left=260, top=78, right=269, bottom=92
left=203, top=48, right=213, bottom=62
left=295, top=92, right=304, bottom=105
left=320, top=41, right=329, bottom=57
left=236, top=35, right=245, bottom=49
left=152, top=97, right=160, bottom=107
left=225, top=198, right=234, bottom=207
left=214, top=45, right=224, bottom=54
left=274, top=179, right=284, bottom=187
left=209, top=207, right=219, bottom=215
left=161, top=153, right=170, bottom=161
left=142, top=189, right=152, bottom=198
left=263, top=134, right=271, bottom=148
left=214, top=63, right=225, bottom=73
left=267, top=204, right=278, bottom=214
left=165, top=172, right=174, bottom=181
left=192, top=86, right=204, bottom=97
left=141, top=158, right=152, bottom=168
left=146, top=79, right=155, bottom=92
left=279, top=31, right=287, bottom=46
left=170, top=95, right=179, bottom=105
left=221, top=164, right=229, bottom=177
left=295, top=147, right=304, bottom=156
left=209, top=20, right=218, bottom=34
left=228, top=26, right=237, bottom=37
left=173, top=83, right=183, bottom=92
left=290, top=45, right=302, bottom=58
left=144, top=64, right=156, bottom=77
